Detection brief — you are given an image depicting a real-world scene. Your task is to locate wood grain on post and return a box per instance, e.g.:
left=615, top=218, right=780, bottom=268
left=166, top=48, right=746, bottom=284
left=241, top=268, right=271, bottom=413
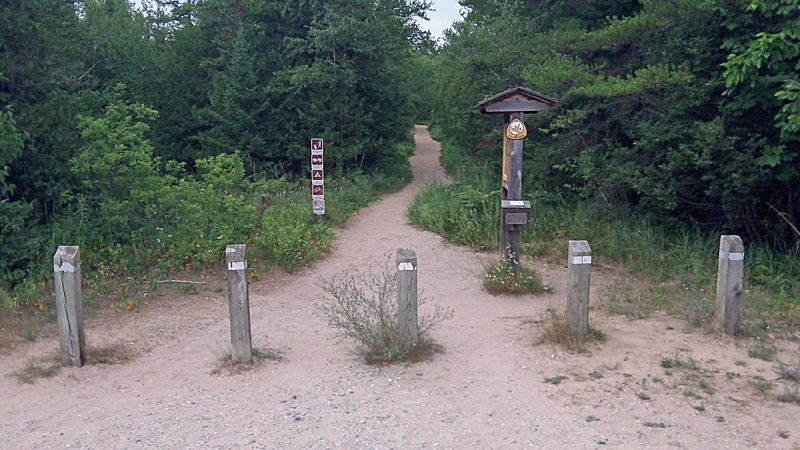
left=226, top=244, right=252, bottom=363
left=506, top=113, right=524, bottom=200
left=566, top=240, right=591, bottom=337
left=53, top=246, right=86, bottom=367
left=396, top=248, right=419, bottom=347
left=505, top=112, right=524, bottom=273
left=716, top=235, right=744, bottom=335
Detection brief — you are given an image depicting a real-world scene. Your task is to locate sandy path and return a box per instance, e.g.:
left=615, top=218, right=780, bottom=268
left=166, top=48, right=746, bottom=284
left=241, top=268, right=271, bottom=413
left=2, top=126, right=798, bottom=449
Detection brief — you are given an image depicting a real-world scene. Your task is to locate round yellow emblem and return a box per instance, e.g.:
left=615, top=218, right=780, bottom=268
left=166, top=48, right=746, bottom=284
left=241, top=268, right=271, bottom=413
left=506, top=119, right=527, bottom=140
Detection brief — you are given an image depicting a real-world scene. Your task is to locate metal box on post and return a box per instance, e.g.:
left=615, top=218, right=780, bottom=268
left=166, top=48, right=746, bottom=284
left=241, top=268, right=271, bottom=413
left=501, top=200, right=531, bottom=231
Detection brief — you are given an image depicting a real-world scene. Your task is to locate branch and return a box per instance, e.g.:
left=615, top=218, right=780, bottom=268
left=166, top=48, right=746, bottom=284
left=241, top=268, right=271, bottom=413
left=156, top=279, right=207, bottom=285
left=77, top=61, right=100, bottom=82
left=768, top=203, right=800, bottom=253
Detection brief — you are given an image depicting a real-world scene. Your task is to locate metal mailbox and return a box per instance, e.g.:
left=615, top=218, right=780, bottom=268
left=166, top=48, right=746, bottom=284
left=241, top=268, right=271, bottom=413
left=501, top=200, right=531, bottom=231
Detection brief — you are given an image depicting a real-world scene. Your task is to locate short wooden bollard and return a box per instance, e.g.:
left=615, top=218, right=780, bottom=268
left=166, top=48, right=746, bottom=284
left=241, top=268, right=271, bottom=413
left=226, top=244, right=252, bottom=363
left=566, top=240, right=591, bottom=337
left=53, top=246, right=86, bottom=367
left=396, top=248, right=419, bottom=346
left=716, top=235, right=744, bottom=334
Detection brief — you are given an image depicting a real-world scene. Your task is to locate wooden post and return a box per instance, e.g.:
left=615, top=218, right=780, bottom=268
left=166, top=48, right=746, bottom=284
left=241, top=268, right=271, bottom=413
left=53, top=246, right=85, bottom=367
left=716, top=235, right=744, bottom=335
left=566, top=240, right=591, bottom=337
left=226, top=244, right=252, bottom=363
left=477, top=87, right=557, bottom=274
left=506, top=112, right=524, bottom=274
left=500, top=116, right=510, bottom=260
left=396, top=248, right=419, bottom=347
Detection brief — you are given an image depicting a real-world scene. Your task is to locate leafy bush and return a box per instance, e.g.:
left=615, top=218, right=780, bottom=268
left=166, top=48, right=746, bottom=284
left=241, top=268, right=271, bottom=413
left=0, top=96, right=413, bottom=318
left=317, top=254, right=451, bottom=363
left=409, top=170, right=800, bottom=332
left=483, top=261, right=551, bottom=295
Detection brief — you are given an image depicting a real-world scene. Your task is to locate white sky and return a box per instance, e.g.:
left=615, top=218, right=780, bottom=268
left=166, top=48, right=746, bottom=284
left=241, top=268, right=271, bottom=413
left=132, top=0, right=464, bottom=41
left=417, top=0, right=464, bottom=41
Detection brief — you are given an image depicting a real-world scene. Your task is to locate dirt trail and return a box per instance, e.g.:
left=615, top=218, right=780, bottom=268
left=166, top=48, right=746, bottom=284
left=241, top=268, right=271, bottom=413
left=2, top=126, right=798, bottom=449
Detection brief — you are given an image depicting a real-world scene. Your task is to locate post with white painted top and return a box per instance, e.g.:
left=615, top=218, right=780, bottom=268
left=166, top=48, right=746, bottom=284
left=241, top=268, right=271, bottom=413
left=396, top=248, right=419, bottom=347
left=566, top=240, right=591, bottom=337
left=716, top=235, right=744, bottom=335
left=226, top=244, right=252, bottom=363
left=53, top=246, right=86, bottom=367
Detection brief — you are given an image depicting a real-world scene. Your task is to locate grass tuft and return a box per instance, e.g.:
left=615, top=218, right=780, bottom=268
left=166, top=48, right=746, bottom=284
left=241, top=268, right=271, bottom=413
left=537, top=307, right=606, bottom=353
left=482, top=261, right=551, bottom=295
left=776, top=387, right=800, bottom=405
left=748, top=376, right=775, bottom=395
left=212, top=347, right=283, bottom=375
left=603, top=281, right=652, bottom=319
left=9, top=343, right=137, bottom=384
left=748, top=341, right=778, bottom=361
left=9, top=356, right=61, bottom=384
left=544, top=375, right=567, bottom=385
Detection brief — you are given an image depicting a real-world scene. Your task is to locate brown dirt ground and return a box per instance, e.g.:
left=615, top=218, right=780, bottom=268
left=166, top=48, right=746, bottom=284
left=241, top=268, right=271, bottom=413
left=2, top=126, right=799, bottom=449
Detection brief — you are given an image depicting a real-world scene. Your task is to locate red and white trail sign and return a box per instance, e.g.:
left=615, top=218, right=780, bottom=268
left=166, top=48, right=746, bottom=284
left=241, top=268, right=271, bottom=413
left=311, top=138, right=324, bottom=215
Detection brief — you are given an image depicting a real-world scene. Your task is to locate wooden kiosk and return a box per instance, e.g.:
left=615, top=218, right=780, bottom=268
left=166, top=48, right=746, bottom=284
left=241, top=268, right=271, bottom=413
left=476, top=86, right=557, bottom=273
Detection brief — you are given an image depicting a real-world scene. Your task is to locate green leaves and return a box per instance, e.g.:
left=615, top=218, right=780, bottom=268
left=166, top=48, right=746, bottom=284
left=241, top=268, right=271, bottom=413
left=429, top=0, right=800, bottom=248
left=572, top=64, right=694, bottom=98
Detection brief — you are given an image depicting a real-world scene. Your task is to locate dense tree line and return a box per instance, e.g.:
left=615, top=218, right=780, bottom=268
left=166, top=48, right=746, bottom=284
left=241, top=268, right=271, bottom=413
left=0, top=0, right=429, bottom=290
left=426, top=0, right=799, bottom=251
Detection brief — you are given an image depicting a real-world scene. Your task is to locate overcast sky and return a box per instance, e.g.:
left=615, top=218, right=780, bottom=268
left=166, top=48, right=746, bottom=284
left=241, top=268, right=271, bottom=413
left=417, top=0, right=464, bottom=40
left=133, top=0, right=464, bottom=41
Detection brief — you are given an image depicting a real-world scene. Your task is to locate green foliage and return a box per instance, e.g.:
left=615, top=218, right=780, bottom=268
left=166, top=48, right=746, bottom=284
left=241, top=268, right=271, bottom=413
left=408, top=179, right=498, bottom=249
left=0, top=0, right=426, bottom=311
left=0, top=107, right=33, bottom=284
left=748, top=340, right=779, bottom=361
left=482, top=261, right=551, bottom=295
left=195, top=0, right=428, bottom=174
left=428, top=0, right=800, bottom=249
left=408, top=175, right=800, bottom=331
left=317, top=254, right=451, bottom=363
left=602, top=281, right=652, bottom=319
left=719, top=0, right=800, bottom=190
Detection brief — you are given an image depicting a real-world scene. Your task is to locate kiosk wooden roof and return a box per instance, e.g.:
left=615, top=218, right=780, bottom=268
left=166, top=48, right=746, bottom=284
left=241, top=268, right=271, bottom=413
left=475, top=86, right=557, bottom=114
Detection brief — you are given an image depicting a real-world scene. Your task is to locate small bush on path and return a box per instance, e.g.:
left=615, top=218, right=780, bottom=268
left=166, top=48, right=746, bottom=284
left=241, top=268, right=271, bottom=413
left=483, top=260, right=551, bottom=295
left=317, top=254, right=452, bottom=363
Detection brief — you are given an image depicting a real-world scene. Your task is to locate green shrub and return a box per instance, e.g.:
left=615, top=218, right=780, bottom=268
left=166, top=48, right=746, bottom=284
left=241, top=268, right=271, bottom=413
left=316, top=254, right=451, bottom=363
left=483, top=261, right=551, bottom=295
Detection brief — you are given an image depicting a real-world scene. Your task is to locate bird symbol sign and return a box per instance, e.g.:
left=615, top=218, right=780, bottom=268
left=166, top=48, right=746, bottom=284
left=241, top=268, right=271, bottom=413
left=505, top=119, right=527, bottom=140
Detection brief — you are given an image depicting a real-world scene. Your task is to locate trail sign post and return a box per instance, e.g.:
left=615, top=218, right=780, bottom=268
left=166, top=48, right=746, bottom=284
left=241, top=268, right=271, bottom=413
left=311, top=138, right=324, bottom=215
left=476, top=86, right=557, bottom=273
left=53, top=246, right=86, bottom=367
